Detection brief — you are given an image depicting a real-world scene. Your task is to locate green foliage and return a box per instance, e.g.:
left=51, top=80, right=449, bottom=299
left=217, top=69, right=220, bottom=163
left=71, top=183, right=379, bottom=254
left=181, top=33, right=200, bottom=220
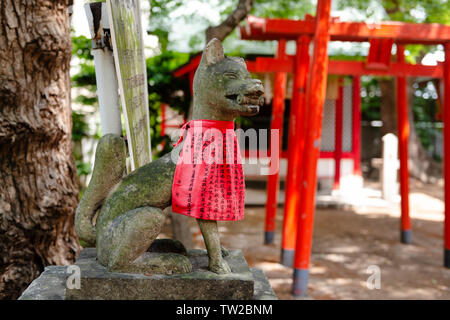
left=76, top=160, right=93, bottom=177
left=337, top=0, right=450, bottom=23
left=72, top=35, right=94, bottom=60
left=146, top=51, right=192, bottom=156
left=72, top=35, right=97, bottom=97
left=70, top=32, right=193, bottom=163
left=359, top=76, right=441, bottom=159
left=337, top=0, right=450, bottom=60
left=152, top=28, right=170, bottom=52
left=412, top=81, right=442, bottom=159
left=361, top=77, right=382, bottom=121
left=337, top=0, right=446, bottom=160
left=145, top=0, right=316, bottom=135
left=71, top=34, right=98, bottom=181
left=71, top=0, right=448, bottom=171
left=72, top=111, right=93, bottom=178
left=252, top=0, right=315, bottom=19
left=72, top=111, right=90, bottom=142
left=72, top=63, right=97, bottom=88
left=148, top=0, right=315, bottom=52
left=148, top=0, right=185, bottom=45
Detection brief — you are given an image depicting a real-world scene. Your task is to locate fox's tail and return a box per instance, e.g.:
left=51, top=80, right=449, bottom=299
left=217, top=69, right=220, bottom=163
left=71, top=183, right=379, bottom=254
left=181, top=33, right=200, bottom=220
left=75, top=134, right=127, bottom=247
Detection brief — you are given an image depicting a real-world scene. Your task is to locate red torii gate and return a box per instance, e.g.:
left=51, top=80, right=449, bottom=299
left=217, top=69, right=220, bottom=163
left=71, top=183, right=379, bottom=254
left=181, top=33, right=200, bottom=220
left=240, top=0, right=450, bottom=297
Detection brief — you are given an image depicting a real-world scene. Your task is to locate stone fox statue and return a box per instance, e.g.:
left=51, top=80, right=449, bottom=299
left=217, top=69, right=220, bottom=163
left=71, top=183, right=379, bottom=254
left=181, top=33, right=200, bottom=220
left=75, top=38, right=264, bottom=275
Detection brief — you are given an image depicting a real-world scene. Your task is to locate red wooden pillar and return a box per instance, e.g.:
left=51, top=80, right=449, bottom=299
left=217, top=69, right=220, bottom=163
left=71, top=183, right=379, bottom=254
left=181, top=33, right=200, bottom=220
left=396, top=45, right=412, bottom=244
left=443, top=42, right=450, bottom=267
left=292, top=0, right=332, bottom=297
left=280, top=36, right=311, bottom=265
left=352, top=76, right=362, bottom=175
left=264, top=39, right=287, bottom=244
left=333, top=80, right=344, bottom=190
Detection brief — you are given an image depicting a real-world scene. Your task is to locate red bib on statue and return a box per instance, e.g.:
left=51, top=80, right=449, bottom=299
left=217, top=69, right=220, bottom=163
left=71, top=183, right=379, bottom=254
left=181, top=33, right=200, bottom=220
left=171, top=120, right=245, bottom=221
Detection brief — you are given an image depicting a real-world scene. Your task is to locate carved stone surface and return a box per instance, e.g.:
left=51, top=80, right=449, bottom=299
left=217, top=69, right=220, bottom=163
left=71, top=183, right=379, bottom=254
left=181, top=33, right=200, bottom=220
left=18, top=266, right=68, bottom=300
left=19, top=248, right=277, bottom=300
left=75, top=38, right=264, bottom=276
left=67, top=248, right=252, bottom=300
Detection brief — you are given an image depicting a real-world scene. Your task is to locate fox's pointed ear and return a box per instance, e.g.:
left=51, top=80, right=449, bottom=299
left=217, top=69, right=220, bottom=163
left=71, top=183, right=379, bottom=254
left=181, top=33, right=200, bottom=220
left=202, top=38, right=224, bottom=66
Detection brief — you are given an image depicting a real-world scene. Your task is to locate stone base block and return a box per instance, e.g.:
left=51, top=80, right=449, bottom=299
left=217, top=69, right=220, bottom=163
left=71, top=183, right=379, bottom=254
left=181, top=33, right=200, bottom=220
left=19, top=248, right=277, bottom=300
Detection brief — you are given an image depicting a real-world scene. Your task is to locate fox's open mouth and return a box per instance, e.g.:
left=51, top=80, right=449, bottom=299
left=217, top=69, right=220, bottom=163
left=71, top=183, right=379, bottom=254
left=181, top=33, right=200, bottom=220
left=226, top=92, right=264, bottom=114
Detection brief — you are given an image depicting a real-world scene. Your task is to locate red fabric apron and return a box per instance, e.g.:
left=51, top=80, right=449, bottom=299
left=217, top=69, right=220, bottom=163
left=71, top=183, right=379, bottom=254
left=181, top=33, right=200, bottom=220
left=171, top=120, right=245, bottom=221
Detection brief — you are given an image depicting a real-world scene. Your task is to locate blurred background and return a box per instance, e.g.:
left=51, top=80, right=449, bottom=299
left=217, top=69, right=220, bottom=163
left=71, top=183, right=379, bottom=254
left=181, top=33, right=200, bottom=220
left=1, top=0, right=450, bottom=300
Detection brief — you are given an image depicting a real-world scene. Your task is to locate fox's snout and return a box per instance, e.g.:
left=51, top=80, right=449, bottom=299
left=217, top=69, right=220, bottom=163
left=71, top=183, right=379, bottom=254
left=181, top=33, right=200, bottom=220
left=242, top=79, right=265, bottom=107
left=248, top=79, right=264, bottom=94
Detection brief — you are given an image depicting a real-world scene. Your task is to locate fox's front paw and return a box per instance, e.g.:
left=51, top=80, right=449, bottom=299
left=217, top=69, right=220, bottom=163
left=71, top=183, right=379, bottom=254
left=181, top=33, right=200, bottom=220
left=209, top=258, right=231, bottom=274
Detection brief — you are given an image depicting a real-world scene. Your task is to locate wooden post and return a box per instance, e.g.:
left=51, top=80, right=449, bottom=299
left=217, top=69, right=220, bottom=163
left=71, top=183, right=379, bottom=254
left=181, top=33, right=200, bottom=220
left=292, top=0, right=332, bottom=297
left=280, top=36, right=311, bottom=266
left=333, top=80, right=344, bottom=190
left=396, top=45, right=412, bottom=244
left=107, top=0, right=152, bottom=170
left=85, top=3, right=122, bottom=137
left=264, top=39, right=287, bottom=244
left=443, top=42, right=450, bottom=267
left=352, top=76, right=362, bottom=175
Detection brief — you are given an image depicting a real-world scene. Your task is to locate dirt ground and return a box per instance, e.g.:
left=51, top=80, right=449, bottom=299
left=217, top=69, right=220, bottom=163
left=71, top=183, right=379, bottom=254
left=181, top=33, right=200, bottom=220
left=162, top=179, right=450, bottom=300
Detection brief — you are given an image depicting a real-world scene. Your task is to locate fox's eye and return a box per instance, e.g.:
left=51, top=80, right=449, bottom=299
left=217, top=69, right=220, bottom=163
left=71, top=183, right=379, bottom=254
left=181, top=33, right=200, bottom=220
left=224, top=72, right=238, bottom=79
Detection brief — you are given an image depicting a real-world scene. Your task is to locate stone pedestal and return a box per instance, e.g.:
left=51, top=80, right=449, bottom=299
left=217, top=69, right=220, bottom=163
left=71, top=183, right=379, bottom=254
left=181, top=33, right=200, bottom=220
left=382, top=133, right=399, bottom=202
left=19, top=248, right=277, bottom=300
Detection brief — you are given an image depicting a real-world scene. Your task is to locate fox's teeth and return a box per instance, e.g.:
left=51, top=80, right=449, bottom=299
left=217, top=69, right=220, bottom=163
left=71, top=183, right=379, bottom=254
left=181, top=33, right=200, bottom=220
left=226, top=93, right=263, bottom=108
left=240, top=96, right=261, bottom=106
left=259, top=96, right=264, bottom=106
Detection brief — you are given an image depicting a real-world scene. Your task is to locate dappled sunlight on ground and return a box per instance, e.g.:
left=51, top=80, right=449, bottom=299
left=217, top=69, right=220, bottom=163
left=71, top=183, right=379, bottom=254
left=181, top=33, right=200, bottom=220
left=161, top=179, right=450, bottom=299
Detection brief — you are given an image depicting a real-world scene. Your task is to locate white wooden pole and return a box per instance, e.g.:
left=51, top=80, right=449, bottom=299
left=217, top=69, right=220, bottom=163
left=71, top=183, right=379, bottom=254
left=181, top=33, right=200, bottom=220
left=91, top=49, right=122, bottom=135
left=84, top=2, right=122, bottom=136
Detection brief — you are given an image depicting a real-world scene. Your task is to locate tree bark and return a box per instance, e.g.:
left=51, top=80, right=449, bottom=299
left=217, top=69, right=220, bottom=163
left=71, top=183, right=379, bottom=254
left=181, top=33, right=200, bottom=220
left=379, top=78, right=442, bottom=183
left=379, top=78, right=397, bottom=137
left=0, top=0, right=80, bottom=299
left=406, top=78, right=443, bottom=183
left=205, top=0, right=254, bottom=43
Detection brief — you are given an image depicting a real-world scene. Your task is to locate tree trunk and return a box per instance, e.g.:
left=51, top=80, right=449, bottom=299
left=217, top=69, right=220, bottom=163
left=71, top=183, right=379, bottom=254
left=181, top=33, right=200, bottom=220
left=379, top=78, right=397, bottom=137
left=379, top=78, right=442, bottom=183
left=205, top=0, right=253, bottom=43
left=0, top=0, right=80, bottom=300
left=406, top=78, right=443, bottom=183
